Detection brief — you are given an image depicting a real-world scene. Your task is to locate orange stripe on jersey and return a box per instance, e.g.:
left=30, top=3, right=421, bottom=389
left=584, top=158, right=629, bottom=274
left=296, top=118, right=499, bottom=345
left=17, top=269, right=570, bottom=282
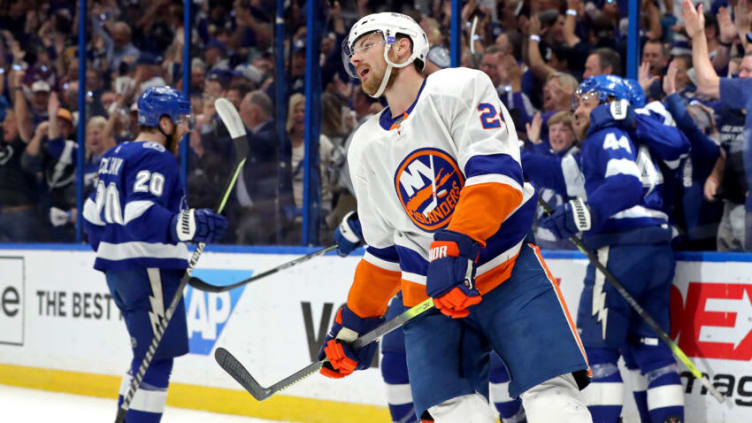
left=530, top=243, right=592, bottom=377
left=347, top=259, right=402, bottom=318
left=401, top=247, right=522, bottom=307
left=474, top=248, right=521, bottom=295
left=389, top=112, right=409, bottom=130
left=401, top=280, right=429, bottom=307
left=447, top=182, right=523, bottom=245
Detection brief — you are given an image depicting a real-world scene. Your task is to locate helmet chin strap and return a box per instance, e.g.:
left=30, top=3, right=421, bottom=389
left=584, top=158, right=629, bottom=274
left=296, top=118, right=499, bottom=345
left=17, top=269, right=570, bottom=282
left=371, top=64, right=393, bottom=98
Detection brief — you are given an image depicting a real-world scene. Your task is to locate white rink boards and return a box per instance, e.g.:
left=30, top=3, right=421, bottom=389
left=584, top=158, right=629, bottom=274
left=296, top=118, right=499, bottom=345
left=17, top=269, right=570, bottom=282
left=0, top=245, right=749, bottom=422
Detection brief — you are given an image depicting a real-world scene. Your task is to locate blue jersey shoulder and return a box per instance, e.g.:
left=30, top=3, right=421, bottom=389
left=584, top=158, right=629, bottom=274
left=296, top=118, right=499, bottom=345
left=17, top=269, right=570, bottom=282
left=105, top=141, right=175, bottom=166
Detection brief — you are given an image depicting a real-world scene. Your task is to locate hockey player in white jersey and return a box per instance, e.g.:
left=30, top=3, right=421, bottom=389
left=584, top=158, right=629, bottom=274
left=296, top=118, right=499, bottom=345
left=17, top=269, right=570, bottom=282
left=317, top=12, right=592, bottom=423
left=82, top=86, right=227, bottom=422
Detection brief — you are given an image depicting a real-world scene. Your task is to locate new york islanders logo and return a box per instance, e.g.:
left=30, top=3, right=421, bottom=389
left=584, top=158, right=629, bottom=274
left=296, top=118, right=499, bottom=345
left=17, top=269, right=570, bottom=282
left=395, top=148, right=464, bottom=231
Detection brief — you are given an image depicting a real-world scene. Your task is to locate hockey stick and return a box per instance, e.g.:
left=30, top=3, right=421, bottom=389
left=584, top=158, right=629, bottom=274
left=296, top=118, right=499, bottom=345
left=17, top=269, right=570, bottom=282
left=188, top=244, right=338, bottom=293
left=215, top=297, right=435, bottom=401
left=115, top=98, right=249, bottom=422
left=537, top=198, right=726, bottom=403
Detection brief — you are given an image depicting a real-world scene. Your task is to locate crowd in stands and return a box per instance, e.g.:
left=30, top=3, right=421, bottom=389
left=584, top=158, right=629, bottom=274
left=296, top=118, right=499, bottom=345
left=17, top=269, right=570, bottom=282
left=0, top=0, right=749, bottom=250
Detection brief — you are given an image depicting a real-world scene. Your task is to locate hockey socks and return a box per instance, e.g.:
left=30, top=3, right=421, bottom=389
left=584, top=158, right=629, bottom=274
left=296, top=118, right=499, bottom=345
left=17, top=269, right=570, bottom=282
left=118, top=358, right=174, bottom=423
left=489, top=362, right=526, bottom=423
left=645, top=365, right=684, bottom=423
left=382, top=351, right=420, bottom=423
left=621, top=367, right=650, bottom=423
left=582, top=349, right=623, bottom=423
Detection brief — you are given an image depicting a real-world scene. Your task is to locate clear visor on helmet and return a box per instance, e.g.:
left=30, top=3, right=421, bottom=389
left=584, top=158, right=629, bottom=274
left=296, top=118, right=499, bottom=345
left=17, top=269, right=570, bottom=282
left=341, top=31, right=387, bottom=79
left=570, top=91, right=598, bottom=111
left=173, top=114, right=195, bottom=131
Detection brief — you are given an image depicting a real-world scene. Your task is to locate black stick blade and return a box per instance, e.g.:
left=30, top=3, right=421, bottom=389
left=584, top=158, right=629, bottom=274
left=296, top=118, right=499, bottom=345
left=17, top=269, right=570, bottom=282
left=215, top=347, right=272, bottom=401
left=188, top=276, right=226, bottom=293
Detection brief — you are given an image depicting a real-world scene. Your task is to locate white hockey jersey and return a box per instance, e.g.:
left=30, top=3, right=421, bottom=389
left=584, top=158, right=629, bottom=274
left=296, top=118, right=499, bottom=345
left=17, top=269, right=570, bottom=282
left=347, top=67, right=537, bottom=309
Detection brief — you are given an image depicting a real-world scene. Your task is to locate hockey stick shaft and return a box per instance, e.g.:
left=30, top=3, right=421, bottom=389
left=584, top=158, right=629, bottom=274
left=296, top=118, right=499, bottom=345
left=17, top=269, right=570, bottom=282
left=115, top=99, right=249, bottom=422
left=216, top=298, right=435, bottom=401
left=188, top=244, right=338, bottom=293
left=538, top=198, right=725, bottom=403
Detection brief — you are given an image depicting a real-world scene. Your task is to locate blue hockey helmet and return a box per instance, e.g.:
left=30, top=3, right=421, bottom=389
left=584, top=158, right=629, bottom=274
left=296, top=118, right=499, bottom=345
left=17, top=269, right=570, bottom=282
left=137, top=86, right=191, bottom=128
left=575, top=75, right=630, bottom=104
left=622, top=78, right=646, bottom=108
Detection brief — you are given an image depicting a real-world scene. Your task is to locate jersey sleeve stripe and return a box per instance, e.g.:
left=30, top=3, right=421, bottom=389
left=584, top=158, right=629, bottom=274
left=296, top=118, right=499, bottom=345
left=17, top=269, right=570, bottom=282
left=401, top=271, right=426, bottom=285
left=83, top=198, right=105, bottom=226
left=96, top=241, right=189, bottom=261
left=393, top=244, right=428, bottom=275
left=124, top=200, right=155, bottom=224
left=476, top=238, right=524, bottom=274
left=365, top=245, right=400, bottom=263
left=610, top=205, right=668, bottom=221
left=464, top=174, right=523, bottom=193
left=604, top=158, right=641, bottom=179
left=347, top=258, right=402, bottom=318
left=464, top=153, right=524, bottom=186
left=562, top=154, right=586, bottom=198
left=399, top=240, right=523, bottom=307
left=363, top=251, right=401, bottom=271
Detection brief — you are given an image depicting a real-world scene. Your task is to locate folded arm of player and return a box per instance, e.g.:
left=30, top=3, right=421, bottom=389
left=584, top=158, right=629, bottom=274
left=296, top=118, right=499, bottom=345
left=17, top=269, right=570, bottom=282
left=540, top=128, right=643, bottom=239
left=427, top=180, right=524, bottom=318
left=427, top=70, right=526, bottom=318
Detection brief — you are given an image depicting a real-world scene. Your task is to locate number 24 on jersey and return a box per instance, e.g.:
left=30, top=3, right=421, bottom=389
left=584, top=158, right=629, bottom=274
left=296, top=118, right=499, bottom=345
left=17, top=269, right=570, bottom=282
left=477, top=103, right=507, bottom=130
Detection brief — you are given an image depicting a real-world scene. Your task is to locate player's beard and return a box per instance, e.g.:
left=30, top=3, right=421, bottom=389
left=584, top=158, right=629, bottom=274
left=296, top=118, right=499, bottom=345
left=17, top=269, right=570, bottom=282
left=572, top=115, right=589, bottom=143
left=166, top=126, right=181, bottom=155
left=362, top=64, right=395, bottom=97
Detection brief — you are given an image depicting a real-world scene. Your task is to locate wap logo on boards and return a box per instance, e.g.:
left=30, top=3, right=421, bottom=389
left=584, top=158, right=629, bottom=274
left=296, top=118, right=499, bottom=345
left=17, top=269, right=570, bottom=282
left=394, top=148, right=465, bottom=231
left=184, top=269, right=250, bottom=355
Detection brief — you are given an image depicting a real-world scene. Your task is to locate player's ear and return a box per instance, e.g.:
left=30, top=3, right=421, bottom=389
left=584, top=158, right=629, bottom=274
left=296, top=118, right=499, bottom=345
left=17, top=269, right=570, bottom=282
left=398, top=37, right=410, bottom=55
left=158, top=115, right=172, bottom=134
left=393, top=37, right=411, bottom=62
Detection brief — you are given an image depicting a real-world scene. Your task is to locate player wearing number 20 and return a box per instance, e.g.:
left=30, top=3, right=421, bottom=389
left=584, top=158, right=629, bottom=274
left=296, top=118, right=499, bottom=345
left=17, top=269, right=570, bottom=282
left=319, top=13, right=592, bottom=422
left=539, top=76, right=684, bottom=423
left=82, top=86, right=227, bottom=423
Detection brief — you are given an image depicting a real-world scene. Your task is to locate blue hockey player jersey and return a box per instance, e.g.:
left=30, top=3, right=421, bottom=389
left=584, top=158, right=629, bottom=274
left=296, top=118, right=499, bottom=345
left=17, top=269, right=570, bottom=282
left=82, top=141, right=188, bottom=271
left=580, top=105, right=671, bottom=249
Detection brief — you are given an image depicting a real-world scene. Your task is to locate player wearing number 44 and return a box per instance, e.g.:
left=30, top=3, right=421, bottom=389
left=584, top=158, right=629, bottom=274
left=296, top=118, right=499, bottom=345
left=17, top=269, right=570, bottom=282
left=82, top=86, right=227, bottom=423
left=319, top=12, right=593, bottom=423
left=539, top=76, right=684, bottom=423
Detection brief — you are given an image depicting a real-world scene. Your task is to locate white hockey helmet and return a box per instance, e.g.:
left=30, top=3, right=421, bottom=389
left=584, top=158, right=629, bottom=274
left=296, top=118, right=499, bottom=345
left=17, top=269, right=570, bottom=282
left=342, top=12, right=429, bottom=97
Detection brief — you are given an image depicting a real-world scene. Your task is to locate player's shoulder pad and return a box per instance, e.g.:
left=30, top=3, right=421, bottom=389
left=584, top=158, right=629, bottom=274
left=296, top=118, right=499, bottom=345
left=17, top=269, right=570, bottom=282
left=424, top=67, right=492, bottom=97
left=636, top=101, right=675, bottom=126
left=119, top=141, right=177, bottom=167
